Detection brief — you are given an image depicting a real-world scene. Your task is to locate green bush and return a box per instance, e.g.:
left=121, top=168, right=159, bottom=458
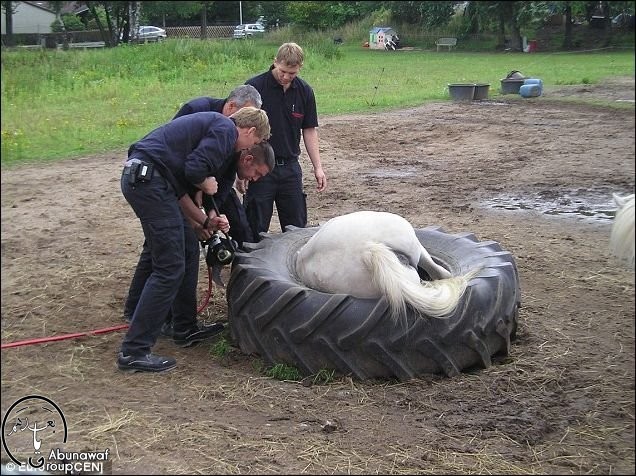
left=61, top=13, right=86, bottom=31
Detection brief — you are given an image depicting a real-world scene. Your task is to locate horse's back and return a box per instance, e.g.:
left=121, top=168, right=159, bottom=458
left=295, top=211, right=422, bottom=296
left=610, top=193, right=635, bottom=270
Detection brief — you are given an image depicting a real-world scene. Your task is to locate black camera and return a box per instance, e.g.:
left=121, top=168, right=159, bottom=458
left=204, top=234, right=237, bottom=267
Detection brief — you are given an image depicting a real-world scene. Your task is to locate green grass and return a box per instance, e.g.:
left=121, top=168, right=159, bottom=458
left=1, top=38, right=634, bottom=166
left=209, top=337, right=231, bottom=358
left=264, top=363, right=303, bottom=381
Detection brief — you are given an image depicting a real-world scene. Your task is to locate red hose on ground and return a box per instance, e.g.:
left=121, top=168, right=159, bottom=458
left=1, top=324, right=130, bottom=349
left=1, top=267, right=216, bottom=350
left=197, top=266, right=214, bottom=314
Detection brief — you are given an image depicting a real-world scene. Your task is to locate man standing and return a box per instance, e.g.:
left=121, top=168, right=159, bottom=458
left=244, top=42, right=327, bottom=239
left=118, top=107, right=272, bottom=373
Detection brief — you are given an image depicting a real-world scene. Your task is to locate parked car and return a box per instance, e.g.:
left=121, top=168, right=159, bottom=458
left=136, top=25, right=167, bottom=42
left=612, top=13, right=635, bottom=29
left=233, top=23, right=265, bottom=39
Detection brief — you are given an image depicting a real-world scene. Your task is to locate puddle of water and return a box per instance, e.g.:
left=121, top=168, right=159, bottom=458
left=481, top=189, right=632, bottom=224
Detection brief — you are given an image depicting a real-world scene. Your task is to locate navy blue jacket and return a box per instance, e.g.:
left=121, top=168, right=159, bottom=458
left=173, top=97, right=225, bottom=120
left=128, top=112, right=237, bottom=202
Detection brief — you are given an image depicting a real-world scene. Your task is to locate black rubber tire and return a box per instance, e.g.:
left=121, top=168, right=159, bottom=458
left=227, top=226, right=521, bottom=380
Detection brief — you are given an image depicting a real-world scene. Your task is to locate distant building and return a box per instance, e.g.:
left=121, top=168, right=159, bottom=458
left=1, top=1, right=57, bottom=34
left=369, top=26, right=398, bottom=50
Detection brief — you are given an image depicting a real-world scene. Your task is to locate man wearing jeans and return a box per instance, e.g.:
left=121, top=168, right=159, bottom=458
left=118, top=107, right=272, bottom=372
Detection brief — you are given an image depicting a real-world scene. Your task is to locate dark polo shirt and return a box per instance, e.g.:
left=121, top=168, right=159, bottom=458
left=246, top=65, right=318, bottom=160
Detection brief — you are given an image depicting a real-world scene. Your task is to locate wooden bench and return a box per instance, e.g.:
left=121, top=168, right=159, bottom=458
left=435, top=37, right=457, bottom=51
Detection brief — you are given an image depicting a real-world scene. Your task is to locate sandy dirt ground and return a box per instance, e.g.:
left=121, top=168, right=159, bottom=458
left=1, top=77, right=634, bottom=475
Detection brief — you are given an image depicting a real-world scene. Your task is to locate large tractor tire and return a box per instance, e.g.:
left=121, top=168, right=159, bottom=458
left=227, top=226, right=520, bottom=380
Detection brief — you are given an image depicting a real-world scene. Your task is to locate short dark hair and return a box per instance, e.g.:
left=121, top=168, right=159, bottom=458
left=246, top=141, right=275, bottom=171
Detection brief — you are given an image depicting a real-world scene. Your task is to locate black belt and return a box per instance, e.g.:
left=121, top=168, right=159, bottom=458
left=275, top=156, right=297, bottom=166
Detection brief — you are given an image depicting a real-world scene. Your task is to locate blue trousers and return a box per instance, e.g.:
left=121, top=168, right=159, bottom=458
left=120, top=168, right=200, bottom=356
left=244, top=158, right=307, bottom=239
left=122, top=188, right=251, bottom=326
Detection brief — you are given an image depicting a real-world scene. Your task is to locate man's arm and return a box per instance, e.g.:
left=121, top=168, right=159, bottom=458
left=179, top=194, right=212, bottom=241
left=302, top=127, right=327, bottom=192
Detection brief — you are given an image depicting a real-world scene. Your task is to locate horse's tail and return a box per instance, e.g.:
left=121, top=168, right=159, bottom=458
left=610, top=193, right=635, bottom=270
left=362, top=242, right=479, bottom=320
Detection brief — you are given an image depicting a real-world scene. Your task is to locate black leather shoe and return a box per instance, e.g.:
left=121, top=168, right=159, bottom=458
left=117, top=352, right=176, bottom=373
left=160, top=321, right=174, bottom=338
left=173, top=323, right=224, bottom=348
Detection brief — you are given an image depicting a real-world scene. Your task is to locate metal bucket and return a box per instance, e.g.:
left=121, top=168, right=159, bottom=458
left=500, top=70, right=526, bottom=94
left=500, top=79, right=525, bottom=94
left=473, top=83, right=490, bottom=100
left=448, top=83, right=476, bottom=101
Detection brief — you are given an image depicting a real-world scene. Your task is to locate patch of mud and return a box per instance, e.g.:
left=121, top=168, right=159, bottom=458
left=482, top=187, right=633, bottom=223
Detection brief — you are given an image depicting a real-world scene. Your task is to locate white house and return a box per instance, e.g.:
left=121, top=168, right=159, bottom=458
left=1, top=1, right=57, bottom=35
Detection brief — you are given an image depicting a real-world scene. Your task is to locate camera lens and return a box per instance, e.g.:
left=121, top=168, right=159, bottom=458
left=216, top=248, right=233, bottom=264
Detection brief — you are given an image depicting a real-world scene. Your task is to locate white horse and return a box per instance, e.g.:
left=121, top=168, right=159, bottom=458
left=295, top=211, right=480, bottom=320
left=609, top=193, right=635, bottom=270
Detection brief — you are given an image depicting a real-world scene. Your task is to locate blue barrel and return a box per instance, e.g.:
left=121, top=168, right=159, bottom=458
left=519, top=83, right=542, bottom=98
left=524, top=78, right=543, bottom=87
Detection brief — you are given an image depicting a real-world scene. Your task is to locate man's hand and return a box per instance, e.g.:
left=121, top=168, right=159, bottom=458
left=198, top=176, right=218, bottom=195
left=205, top=214, right=230, bottom=234
left=314, top=166, right=327, bottom=192
left=192, top=219, right=212, bottom=241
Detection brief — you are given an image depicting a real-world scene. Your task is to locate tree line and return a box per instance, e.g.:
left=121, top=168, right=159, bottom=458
left=2, top=1, right=635, bottom=49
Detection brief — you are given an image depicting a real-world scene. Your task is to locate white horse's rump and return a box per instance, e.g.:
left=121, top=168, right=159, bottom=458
left=295, top=211, right=480, bottom=320
left=610, top=193, right=635, bottom=270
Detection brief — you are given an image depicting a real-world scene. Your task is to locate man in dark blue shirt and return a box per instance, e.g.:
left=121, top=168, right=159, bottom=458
left=173, top=84, right=262, bottom=121
left=118, top=108, right=273, bottom=373
left=172, top=84, right=262, bottom=246
left=244, top=43, right=327, bottom=239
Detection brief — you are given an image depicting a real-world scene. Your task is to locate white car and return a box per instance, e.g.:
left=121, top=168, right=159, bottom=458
left=136, top=26, right=167, bottom=42
left=233, top=23, right=265, bottom=39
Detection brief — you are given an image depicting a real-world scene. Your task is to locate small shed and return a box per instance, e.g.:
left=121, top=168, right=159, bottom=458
left=369, top=26, right=398, bottom=50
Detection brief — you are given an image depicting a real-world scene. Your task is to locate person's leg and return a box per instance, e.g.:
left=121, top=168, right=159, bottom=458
left=161, top=215, right=201, bottom=338
left=275, top=160, right=307, bottom=232
left=119, top=171, right=184, bottom=361
left=124, top=240, right=174, bottom=335
left=171, top=218, right=224, bottom=347
left=171, top=219, right=200, bottom=332
left=245, top=171, right=278, bottom=241
left=122, top=240, right=151, bottom=322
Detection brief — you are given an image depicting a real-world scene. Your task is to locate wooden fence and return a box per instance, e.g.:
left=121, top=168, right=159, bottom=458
left=166, top=25, right=234, bottom=39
